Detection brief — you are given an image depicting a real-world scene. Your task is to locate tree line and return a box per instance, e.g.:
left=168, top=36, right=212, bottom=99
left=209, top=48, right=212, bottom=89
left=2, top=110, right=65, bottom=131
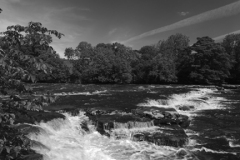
left=1, top=23, right=239, bottom=85
left=63, top=33, right=240, bottom=85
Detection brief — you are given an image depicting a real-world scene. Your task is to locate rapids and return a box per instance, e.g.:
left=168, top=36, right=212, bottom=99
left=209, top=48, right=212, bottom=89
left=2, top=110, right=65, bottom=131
left=27, top=84, right=240, bottom=160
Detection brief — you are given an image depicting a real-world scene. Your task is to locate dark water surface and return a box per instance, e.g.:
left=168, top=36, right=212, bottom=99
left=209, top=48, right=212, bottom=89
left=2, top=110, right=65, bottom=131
left=28, top=84, right=240, bottom=160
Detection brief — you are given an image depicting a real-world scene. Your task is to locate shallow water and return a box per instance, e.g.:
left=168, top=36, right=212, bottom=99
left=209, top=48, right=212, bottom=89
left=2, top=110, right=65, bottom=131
left=28, top=84, right=240, bottom=160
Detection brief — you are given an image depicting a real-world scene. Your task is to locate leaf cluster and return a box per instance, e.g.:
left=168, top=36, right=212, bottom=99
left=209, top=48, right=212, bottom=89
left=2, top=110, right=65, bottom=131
left=0, top=20, right=63, bottom=159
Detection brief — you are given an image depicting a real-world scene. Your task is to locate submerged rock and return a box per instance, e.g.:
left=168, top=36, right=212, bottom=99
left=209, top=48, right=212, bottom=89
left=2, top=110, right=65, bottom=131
left=222, top=84, right=240, bottom=89
left=177, top=105, right=195, bottom=111
left=133, top=107, right=190, bottom=128
left=85, top=107, right=190, bottom=147
left=60, top=108, right=81, bottom=116
left=176, top=148, right=188, bottom=158
left=88, top=113, right=152, bottom=135
left=131, top=125, right=188, bottom=147
left=13, top=110, right=65, bottom=124
left=14, top=124, right=45, bottom=135
left=21, top=153, right=43, bottom=160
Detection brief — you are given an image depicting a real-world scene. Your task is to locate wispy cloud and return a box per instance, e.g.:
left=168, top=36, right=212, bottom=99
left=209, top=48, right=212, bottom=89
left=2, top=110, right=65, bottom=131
left=108, top=28, right=117, bottom=35
left=8, top=0, right=21, bottom=3
left=3, top=0, right=35, bottom=5
left=122, top=1, right=240, bottom=44
left=213, top=29, right=240, bottom=41
left=178, top=11, right=189, bottom=16
left=45, top=7, right=91, bottom=23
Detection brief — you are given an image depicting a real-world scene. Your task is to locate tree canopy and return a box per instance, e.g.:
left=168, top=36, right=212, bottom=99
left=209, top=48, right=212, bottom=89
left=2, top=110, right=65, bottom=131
left=189, top=37, right=231, bottom=84
left=61, top=33, right=239, bottom=85
left=0, top=22, right=64, bottom=94
left=222, top=34, right=240, bottom=83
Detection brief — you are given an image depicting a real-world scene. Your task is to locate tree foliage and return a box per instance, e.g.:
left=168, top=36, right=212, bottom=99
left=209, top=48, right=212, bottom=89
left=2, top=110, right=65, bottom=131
left=36, top=51, right=70, bottom=83
left=0, top=22, right=64, bottom=94
left=72, top=42, right=137, bottom=83
left=188, top=37, right=231, bottom=84
left=61, top=34, right=236, bottom=85
left=222, top=34, right=240, bottom=83
left=64, top=47, right=75, bottom=60
left=0, top=19, right=64, bottom=159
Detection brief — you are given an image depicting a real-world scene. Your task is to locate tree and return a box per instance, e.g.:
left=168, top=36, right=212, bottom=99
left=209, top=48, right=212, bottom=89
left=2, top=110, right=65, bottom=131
left=36, top=50, right=71, bottom=83
left=139, top=45, right=158, bottom=61
left=110, top=43, right=136, bottom=83
left=84, top=45, right=115, bottom=83
left=132, top=45, right=157, bottom=83
left=0, top=22, right=64, bottom=94
left=71, top=42, right=93, bottom=82
left=176, top=48, right=194, bottom=84
left=0, top=19, right=64, bottom=159
left=222, top=34, right=240, bottom=83
left=64, top=47, right=75, bottom=60
left=71, top=42, right=137, bottom=84
left=75, top=41, right=93, bottom=59
left=150, top=34, right=190, bottom=83
left=189, top=37, right=231, bottom=84
left=156, top=33, right=189, bottom=61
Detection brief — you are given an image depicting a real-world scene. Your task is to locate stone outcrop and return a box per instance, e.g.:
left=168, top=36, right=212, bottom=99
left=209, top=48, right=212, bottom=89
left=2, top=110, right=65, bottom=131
left=5, top=108, right=65, bottom=125
left=221, top=84, right=240, bottom=89
left=82, top=106, right=190, bottom=147
left=177, top=105, right=195, bottom=111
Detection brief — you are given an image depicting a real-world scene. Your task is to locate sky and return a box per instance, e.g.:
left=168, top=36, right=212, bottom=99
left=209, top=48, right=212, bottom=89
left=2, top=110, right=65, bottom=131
left=0, top=0, right=240, bottom=58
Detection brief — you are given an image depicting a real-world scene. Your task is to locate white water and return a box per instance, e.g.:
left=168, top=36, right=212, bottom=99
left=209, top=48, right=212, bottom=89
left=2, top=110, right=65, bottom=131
left=137, top=88, right=225, bottom=118
left=28, top=112, right=194, bottom=160
left=190, top=147, right=237, bottom=155
left=229, top=141, right=240, bottom=148
left=54, top=90, right=109, bottom=96
left=27, top=87, right=236, bottom=160
left=28, top=112, right=114, bottom=160
left=227, top=138, right=240, bottom=148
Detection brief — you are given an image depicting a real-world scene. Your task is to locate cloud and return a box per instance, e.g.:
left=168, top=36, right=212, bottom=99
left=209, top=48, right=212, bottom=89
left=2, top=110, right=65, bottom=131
left=3, top=0, right=35, bottom=5
left=8, top=0, right=21, bottom=3
left=213, top=29, right=240, bottom=41
left=45, top=7, right=91, bottom=23
left=178, top=11, right=189, bottom=16
left=122, top=1, right=240, bottom=44
left=108, top=28, right=117, bottom=35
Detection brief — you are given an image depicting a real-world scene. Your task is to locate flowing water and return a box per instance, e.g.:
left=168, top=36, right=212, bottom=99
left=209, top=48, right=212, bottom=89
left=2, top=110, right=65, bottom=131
left=27, top=84, right=240, bottom=160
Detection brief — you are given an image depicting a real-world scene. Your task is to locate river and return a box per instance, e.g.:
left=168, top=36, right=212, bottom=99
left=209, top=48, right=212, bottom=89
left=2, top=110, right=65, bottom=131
left=27, top=84, right=240, bottom=160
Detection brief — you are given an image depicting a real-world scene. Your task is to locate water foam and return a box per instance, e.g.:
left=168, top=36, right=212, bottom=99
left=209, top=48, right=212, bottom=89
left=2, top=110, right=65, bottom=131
left=137, top=88, right=224, bottom=118
left=54, top=90, right=109, bottom=96
left=227, top=137, right=240, bottom=148
left=191, top=147, right=237, bottom=155
left=28, top=112, right=114, bottom=160
left=26, top=87, right=235, bottom=160
left=229, top=141, right=240, bottom=148
left=27, top=112, right=193, bottom=160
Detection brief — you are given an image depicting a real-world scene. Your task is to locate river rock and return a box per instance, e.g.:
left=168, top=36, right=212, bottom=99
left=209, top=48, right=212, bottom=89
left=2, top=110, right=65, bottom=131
left=176, top=148, right=188, bottom=158
left=85, top=107, right=190, bottom=147
left=132, top=107, right=190, bottom=128
left=14, top=124, right=45, bottom=135
left=177, top=105, right=195, bottom=111
left=222, top=84, right=240, bottom=89
left=60, top=108, right=81, bottom=116
left=13, top=110, right=65, bottom=124
left=21, top=153, right=43, bottom=160
left=132, top=125, right=188, bottom=147
left=88, top=113, right=152, bottom=135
